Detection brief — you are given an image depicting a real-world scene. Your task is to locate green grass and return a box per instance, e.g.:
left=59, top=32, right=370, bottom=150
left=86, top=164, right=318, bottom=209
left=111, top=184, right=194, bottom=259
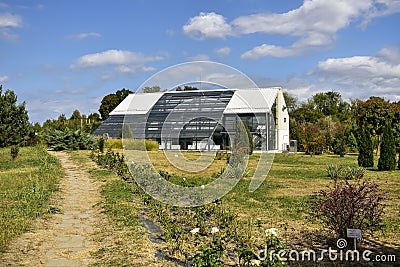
left=144, top=151, right=400, bottom=248
left=73, top=149, right=400, bottom=255
left=0, top=146, right=62, bottom=253
left=67, top=150, right=165, bottom=266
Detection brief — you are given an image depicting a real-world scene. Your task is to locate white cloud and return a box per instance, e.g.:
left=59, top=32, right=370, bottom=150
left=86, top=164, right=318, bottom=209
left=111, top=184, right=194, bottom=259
left=237, top=0, right=373, bottom=59
left=188, top=54, right=210, bottom=61
left=69, top=32, right=102, bottom=40
left=0, top=13, right=22, bottom=40
left=313, top=47, right=400, bottom=99
left=0, top=75, right=8, bottom=82
left=0, top=13, right=22, bottom=28
left=116, top=65, right=156, bottom=74
left=214, top=47, right=231, bottom=57
left=233, top=1, right=372, bottom=36
left=72, top=49, right=164, bottom=68
left=241, top=44, right=297, bottom=59
left=183, top=12, right=232, bottom=40
left=184, top=1, right=400, bottom=59
left=362, top=0, right=400, bottom=26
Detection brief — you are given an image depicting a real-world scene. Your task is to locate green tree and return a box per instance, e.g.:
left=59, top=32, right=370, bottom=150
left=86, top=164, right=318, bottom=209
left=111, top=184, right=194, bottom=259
left=378, top=121, right=396, bottom=171
left=0, top=85, right=30, bottom=147
left=358, top=127, right=374, bottom=167
left=142, top=85, right=162, bottom=93
left=99, top=94, right=119, bottom=120
left=87, top=112, right=102, bottom=133
left=115, top=88, right=132, bottom=102
left=99, top=88, right=133, bottom=120
left=283, top=91, right=298, bottom=113
left=353, top=97, right=394, bottom=153
left=183, top=85, right=199, bottom=91
left=333, top=130, right=346, bottom=157
left=69, top=109, right=82, bottom=130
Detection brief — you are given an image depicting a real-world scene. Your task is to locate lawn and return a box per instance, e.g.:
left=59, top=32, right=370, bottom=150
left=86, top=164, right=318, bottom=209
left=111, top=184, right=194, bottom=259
left=0, top=146, right=62, bottom=253
left=145, top=151, right=400, bottom=248
left=89, top=148, right=400, bottom=265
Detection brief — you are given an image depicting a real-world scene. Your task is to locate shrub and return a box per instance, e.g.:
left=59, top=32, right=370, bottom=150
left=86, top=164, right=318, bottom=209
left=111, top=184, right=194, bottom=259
left=10, top=145, right=19, bottom=160
left=98, top=137, right=105, bottom=153
left=45, top=129, right=97, bottom=151
left=378, top=122, right=397, bottom=171
left=145, top=139, right=159, bottom=151
left=105, top=138, right=123, bottom=149
left=312, top=179, right=385, bottom=238
left=326, top=165, right=365, bottom=187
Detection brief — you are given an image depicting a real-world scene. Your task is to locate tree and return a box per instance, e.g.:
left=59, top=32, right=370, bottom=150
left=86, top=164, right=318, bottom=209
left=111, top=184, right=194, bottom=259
left=353, top=97, right=394, bottom=153
left=283, top=91, right=297, bottom=113
left=358, top=127, right=374, bottom=167
left=115, top=88, right=132, bottom=102
left=378, top=122, right=397, bottom=171
left=333, top=130, right=346, bottom=157
left=142, top=85, right=162, bottom=93
left=0, top=85, right=30, bottom=147
left=99, top=94, right=119, bottom=120
left=87, top=112, right=102, bottom=133
left=183, top=85, right=199, bottom=91
left=69, top=109, right=82, bottom=129
left=99, top=88, right=133, bottom=120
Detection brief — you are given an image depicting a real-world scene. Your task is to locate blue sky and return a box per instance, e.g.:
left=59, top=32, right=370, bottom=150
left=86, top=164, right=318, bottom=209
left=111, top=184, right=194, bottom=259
left=0, top=0, right=399, bottom=123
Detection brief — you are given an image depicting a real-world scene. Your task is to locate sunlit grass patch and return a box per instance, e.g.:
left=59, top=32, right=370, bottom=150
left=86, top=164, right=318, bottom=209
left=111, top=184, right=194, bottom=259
left=0, top=146, right=62, bottom=253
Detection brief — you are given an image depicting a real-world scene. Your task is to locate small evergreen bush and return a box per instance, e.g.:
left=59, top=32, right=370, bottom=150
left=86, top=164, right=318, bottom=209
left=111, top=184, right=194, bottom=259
left=10, top=145, right=19, bottom=160
left=45, top=129, right=97, bottom=151
left=98, top=137, right=105, bottom=153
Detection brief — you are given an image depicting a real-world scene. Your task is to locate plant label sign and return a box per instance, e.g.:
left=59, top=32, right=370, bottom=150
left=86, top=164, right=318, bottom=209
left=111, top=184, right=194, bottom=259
left=347, top=229, right=362, bottom=239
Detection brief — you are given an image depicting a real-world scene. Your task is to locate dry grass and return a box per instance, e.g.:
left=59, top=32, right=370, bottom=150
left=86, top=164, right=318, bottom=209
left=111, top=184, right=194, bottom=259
left=78, top=149, right=400, bottom=257
left=0, top=146, right=62, bottom=254
left=138, top=151, right=400, bottom=249
left=68, top=150, right=173, bottom=266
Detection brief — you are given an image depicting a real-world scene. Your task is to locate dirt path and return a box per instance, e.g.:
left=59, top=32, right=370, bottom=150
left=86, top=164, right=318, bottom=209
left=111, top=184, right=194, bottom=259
left=1, top=151, right=103, bottom=267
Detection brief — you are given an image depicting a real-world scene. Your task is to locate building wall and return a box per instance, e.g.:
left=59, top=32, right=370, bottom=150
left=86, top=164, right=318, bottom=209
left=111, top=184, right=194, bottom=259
left=93, top=88, right=290, bottom=152
left=275, top=88, right=290, bottom=151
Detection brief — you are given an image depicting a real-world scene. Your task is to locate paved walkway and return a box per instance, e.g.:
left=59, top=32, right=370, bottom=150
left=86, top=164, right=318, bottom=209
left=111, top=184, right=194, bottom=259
left=44, top=151, right=99, bottom=266
left=1, top=152, right=102, bottom=267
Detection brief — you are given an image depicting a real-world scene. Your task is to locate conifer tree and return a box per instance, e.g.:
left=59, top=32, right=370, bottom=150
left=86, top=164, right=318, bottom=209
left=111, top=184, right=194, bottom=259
left=378, top=121, right=396, bottom=171
left=358, top=127, right=374, bottom=167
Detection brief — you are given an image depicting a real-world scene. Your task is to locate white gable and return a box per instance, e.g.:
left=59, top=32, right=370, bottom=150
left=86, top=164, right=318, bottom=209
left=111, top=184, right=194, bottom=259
left=110, top=92, right=163, bottom=115
left=224, top=88, right=280, bottom=114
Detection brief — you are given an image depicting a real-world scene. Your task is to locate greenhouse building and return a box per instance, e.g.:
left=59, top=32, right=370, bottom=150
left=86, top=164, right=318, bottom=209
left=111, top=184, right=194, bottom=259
left=93, top=87, right=289, bottom=152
